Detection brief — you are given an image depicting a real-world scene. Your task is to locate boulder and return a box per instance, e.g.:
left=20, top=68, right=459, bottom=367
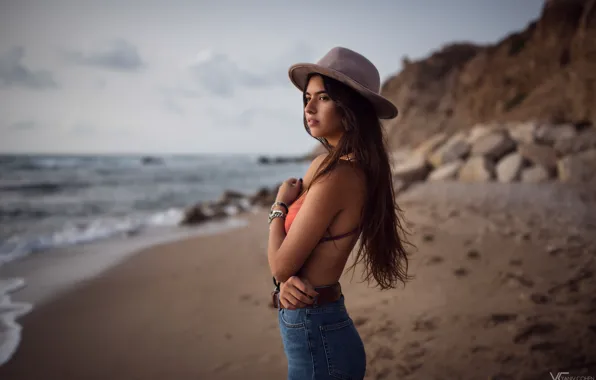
left=458, top=156, right=494, bottom=182
left=217, top=190, right=246, bottom=205
left=496, top=152, right=524, bottom=182
left=535, top=123, right=577, bottom=145
left=521, top=165, right=550, bottom=183
left=249, top=185, right=279, bottom=206
left=467, top=124, right=503, bottom=145
left=518, top=143, right=558, bottom=173
left=470, top=130, right=516, bottom=161
left=413, top=133, right=448, bottom=159
left=180, top=204, right=210, bottom=225
left=507, top=121, right=538, bottom=144
left=390, top=148, right=414, bottom=166
left=557, top=149, right=596, bottom=184
left=554, top=128, right=596, bottom=156
left=429, top=132, right=471, bottom=167
left=428, top=159, right=464, bottom=181
left=392, top=154, right=430, bottom=182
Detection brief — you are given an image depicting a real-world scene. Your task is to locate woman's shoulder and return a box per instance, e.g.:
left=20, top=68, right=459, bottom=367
left=306, top=154, right=364, bottom=189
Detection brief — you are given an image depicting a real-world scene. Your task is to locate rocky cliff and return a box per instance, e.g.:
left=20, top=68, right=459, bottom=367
left=380, top=0, right=596, bottom=150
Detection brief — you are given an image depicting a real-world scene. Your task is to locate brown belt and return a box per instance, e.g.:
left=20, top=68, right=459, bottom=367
left=271, top=283, right=342, bottom=309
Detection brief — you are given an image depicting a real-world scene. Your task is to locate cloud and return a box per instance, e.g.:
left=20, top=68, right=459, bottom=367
left=188, top=51, right=269, bottom=97
left=187, top=43, right=315, bottom=97
left=0, top=47, right=58, bottom=89
left=62, top=39, right=145, bottom=72
left=4, top=121, right=38, bottom=131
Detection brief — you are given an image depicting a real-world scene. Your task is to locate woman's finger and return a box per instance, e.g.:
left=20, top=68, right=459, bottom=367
left=288, top=277, right=318, bottom=300
left=282, top=292, right=306, bottom=309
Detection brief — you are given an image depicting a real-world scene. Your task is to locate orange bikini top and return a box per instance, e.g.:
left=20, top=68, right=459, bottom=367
left=284, top=192, right=359, bottom=243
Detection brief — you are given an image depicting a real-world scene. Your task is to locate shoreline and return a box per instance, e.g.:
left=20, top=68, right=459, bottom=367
left=0, top=213, right=254, bottom=367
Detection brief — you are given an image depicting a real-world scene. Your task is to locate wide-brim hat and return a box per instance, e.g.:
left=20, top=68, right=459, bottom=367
left=288, top=46, right=398, bottom=119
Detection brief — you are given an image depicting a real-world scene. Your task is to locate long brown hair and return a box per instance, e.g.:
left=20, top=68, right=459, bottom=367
left=302, top=73, right=414, bottom=290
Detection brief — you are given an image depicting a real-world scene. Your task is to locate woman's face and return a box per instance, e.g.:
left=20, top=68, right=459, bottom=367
left=304, top=75, right=343, bottom=144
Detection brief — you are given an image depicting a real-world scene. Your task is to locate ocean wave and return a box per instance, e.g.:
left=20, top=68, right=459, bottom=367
left=0, top=278, right=33, bottom=366
left=0, top=182, right=89, bottom=194
left=0, top=208, right=185, bottom=266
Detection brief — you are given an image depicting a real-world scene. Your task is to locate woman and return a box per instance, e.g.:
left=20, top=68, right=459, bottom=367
left=267, top=47, right=413, bottom=380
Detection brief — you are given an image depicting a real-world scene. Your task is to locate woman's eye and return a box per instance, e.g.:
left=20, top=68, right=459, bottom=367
left=320, top=96, right=329, bottom=101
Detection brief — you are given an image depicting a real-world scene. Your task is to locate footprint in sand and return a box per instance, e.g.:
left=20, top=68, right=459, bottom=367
left=466, top=250, right=480, bottom=259
left=502, top=272, right=534, bottom=288
left=422, top=233, right=435, bottom=242
left=509, top=259, right=523, bottom=266
left=426, top=256, right=444, bottom=265
left=513, top=322, right=558, bottom=344
left=485, top=313, right=518, bottom=327
left=530, top=341, right=558, bottom=351
left=470, top=345, right=491, bottom=353
left=395, top=362, right=423, bottom=377
left=239, top=294, right=252, bottom=301
left=413, top=316, right=439, bottom=332
left=375, top=345, right=395, bottom=360
left=529, top=293, right=550, bottom=304
left=353, top=316, right=369, bottom=327
left=453, top=267, right=469, bottom=277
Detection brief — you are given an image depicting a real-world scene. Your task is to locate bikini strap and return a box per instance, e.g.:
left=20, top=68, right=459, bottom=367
left=319, top=227, right=360, bottom=243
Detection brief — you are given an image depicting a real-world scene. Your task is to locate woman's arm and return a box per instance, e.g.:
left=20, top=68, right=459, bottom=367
left=268, top=163, right=348, bottom=283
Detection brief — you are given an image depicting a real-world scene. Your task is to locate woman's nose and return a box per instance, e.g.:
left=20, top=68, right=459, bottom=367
left=305, top=100, right=316, bottom=114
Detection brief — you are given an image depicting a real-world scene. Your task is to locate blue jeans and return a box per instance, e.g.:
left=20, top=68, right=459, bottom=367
left=278, top=295, right=366, bottom=380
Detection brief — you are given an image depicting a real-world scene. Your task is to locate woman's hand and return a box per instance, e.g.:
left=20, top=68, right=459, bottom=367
left=279, top=276, right=318, bottom=310
left=276, top=177, right=303, bottom=205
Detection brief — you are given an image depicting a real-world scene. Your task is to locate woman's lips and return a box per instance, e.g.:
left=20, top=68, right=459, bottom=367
left=307, top=119, right=319, bottom=126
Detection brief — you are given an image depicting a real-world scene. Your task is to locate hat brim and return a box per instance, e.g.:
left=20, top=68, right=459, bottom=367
left=288, top=63, right=398, bottom=119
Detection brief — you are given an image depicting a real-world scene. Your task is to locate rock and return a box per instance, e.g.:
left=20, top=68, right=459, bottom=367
left=217, top=190, right=246, bottom=205
left=471, top=130, right=516, bottom=161
left=554, top=128, right=596, bottom=156
left=458, top=156, right=494, bottom=182
left=392, top=154, right=430, bottom=182
left=429, top=132, right=471, bottom=167
left=507, top=121, right=538, bottom=144
left=521, top=165, right=550, bottom=183
left=428, top=159, right=464, bottom=181
left=496, top=152, right=524, bottom=182
left=467, top=124, right=501, bottom=145
left=249, top=186, right=278, bottom=206
left=557, top=149, right=596, bottom=184
left=413, top=133, right=448, bottom=159
left=141, top=156, right=163, bottom=165
left=518, top=143, right=558, bottom=173
left=535, top=123, right=577, bottom=145
left=390, top=148, right=414, bottom=166
left=180, top=205, right=210, bottom=225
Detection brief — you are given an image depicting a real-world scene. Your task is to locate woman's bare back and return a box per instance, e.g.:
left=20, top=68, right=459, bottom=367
left=295, top=158, right=366, bottom=286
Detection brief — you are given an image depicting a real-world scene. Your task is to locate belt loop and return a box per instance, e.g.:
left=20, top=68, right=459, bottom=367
left=312, top=294, right=319, bottom=308
left=276, top=291, right=282, bottom=311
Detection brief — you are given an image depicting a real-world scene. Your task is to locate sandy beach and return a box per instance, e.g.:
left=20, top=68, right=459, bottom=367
left=1, top=181, right=595, bottom=380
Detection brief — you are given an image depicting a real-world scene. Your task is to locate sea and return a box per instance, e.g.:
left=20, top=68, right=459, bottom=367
left=0, top=153, right=310, bottom=366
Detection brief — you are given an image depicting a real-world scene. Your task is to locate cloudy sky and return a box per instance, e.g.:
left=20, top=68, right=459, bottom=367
left=0, top=0, right=544, bottom=155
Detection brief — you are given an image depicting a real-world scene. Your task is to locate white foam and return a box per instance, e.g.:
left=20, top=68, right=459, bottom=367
left=0, top=278, right=32, bottom=367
